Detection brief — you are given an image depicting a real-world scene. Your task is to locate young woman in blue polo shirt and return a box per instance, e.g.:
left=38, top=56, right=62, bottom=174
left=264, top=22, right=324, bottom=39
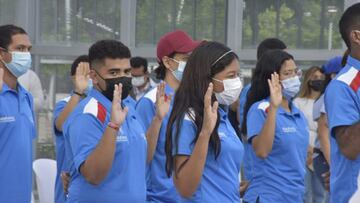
left=242, top=50, right=309, bottom=203
left=165, top=41, right=244, bottom=203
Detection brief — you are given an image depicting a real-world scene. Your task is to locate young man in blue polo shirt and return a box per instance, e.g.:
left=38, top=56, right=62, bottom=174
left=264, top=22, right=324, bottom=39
left=53, top=55, right=91, bottom=203
left=0, top=24, right=35, bottom=203
left=324, top=3, right=360, bottom=203
left=63, top=40, right=147, bottom=203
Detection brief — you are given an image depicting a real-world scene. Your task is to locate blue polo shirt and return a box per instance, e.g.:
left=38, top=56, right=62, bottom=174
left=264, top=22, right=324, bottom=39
left=135, top=83, right=180, bottom=202
left=53, top=96, right=71, bottom=203
left=172, top=108, right=244, bottom=203
left=63, top=89, right=147, bottom=203
left=0, top=83, right=35, bottom=203
left=325, top=55, right=360, bottom=203
left=238, top=83, right=254, bottom=181
left=244, top=99, right=308, bottom=203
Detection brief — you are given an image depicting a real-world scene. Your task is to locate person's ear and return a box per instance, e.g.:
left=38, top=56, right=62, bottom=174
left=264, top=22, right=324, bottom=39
left=0, top=48, right=10, bottom=63
left=162, top=56, right=172, bottom=69
left=89, top=70, right=99, bottom=85
left=350, top=30, right=360, bottom=46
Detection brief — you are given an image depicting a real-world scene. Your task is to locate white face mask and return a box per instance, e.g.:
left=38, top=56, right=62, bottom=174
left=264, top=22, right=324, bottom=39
left=131, top=76, right=146, bottom=87
left=213, top=77, right=243, bottom=105
left=281, top=75, right=301, bottom=100
left=170, top=58, right=186, bottom=81
left=1, top=51, right=32, bottom=78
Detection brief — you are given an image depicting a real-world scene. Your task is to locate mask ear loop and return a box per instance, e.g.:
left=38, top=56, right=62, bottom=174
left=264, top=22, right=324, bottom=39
left=93, top=69, right=107, bottom=92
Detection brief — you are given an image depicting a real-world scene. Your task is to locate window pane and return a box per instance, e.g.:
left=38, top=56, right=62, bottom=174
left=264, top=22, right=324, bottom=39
left=242, top=0, right=343, bottom=49
left=0, top=0, right=17, bottom=25
left=136, top=0, right=227, bottom=46
left=40, top=0, right=121, bottom=43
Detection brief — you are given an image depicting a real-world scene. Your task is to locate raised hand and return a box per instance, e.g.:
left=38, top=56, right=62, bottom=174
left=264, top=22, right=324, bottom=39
left=110, top=84, right=128, bottom=126
left=0, top=68, right=3, bottom=92
left=201, top=83, right=218, bottom=136
left=74, top=62, right=90, bottom=94
left=268, top=72, right=282, bottom=108
left=155, top=82, right=172, bottom=120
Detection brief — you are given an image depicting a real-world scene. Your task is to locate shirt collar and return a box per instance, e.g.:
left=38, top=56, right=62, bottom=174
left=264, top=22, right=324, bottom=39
left=346, top=55, right=360, bottom=70
left=264, top=97, right=300, bottom=116
left=89, top=88, right=112, bottom=111
left=1, top=82, right=27, bottom=95
left=218, top=107, right=228, bottom=120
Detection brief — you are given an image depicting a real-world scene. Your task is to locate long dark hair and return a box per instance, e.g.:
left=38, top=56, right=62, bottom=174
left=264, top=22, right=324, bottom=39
left=165, top=41, right=239, bottom=177
left=241, top=50, right=294, bottom=135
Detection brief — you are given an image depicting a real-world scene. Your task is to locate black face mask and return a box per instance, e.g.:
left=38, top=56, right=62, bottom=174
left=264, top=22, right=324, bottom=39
left=308, top=80, right=324, bottom=92
left=96, top=71, right=133, bottom=101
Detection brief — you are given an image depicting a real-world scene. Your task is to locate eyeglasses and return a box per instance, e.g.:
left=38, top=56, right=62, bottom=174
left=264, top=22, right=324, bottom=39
left=281, top=68, right=302, bottom=78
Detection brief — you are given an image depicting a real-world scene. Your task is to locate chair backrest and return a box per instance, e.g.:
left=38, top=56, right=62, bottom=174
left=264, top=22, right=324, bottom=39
left=350, top=172, right=360, bottom=203
left=33, top=159, right=57, bottom=203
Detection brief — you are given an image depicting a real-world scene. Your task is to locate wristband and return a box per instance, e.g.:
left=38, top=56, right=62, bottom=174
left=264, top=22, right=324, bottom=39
left=107, top=121, right=120, bottom=131
left=73, top=91, right=85, bottom=97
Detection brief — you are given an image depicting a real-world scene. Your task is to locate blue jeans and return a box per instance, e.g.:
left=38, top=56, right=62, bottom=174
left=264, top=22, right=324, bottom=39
left=304, top=167, right=329, bottom=203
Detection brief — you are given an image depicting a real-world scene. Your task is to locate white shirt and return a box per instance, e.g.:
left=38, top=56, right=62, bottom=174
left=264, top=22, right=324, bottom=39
left=293, top=97, right=317, bottom=147
left=18, top=69, right=44, bottom=112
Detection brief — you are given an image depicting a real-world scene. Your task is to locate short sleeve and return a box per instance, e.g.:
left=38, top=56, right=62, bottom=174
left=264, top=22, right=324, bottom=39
left=135, top=97, right=156, bottom=130
left=68, top=113, right=104, bottom=171
left=325, top=81, right=360, bottom=138
left=313, top=95, right=324, bottom=121
left=238, top=84, right=251, bottom=127
left=53, top=100, right=68, bottom=134
left=172, top=117, right=197, bottom=156
left=246, top=103, right=267, bottom=143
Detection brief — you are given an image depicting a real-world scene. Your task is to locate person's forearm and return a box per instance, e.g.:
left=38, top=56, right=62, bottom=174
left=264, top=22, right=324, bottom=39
left=55, top=94, right=82, bottom=131
left=317, top=115, right=330, bottom=164
left=252, top=106, right=277, bottom=159
left=335, top=121, right=360, bottom=160
left=80, top=126, right=118, bottom=185
left=174, top=131, right=210, bottom=198
left=146, top=116, right=163, bottom=162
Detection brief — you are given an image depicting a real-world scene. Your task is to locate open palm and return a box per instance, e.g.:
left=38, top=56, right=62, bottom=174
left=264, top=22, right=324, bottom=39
left=74, top=62, right=90, bottom=94
left=268, top=72, right=282, bottom=108
left=202, top=83, right=218, bottom=136
left=155, top=82, right=172, bottom=120
left=110, top=84, right=128, bottom=126
left=0, top=68, right=3, bottom=92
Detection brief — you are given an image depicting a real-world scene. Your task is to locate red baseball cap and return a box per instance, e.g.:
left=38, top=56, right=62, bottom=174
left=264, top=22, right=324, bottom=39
left=156, top=30, right=201, bottom=62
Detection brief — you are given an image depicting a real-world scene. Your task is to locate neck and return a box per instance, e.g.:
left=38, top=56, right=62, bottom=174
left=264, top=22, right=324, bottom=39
left=164, top=70, right=179, bottom=90
left=0, top=66, right=17, bottom=90
left=308, top=90, right=320, bottom=99
left=350, top=50, right=360, bottom=61
left=136, top=80, right=148, bottom=91
left=281, top=98, right=290, bottom=112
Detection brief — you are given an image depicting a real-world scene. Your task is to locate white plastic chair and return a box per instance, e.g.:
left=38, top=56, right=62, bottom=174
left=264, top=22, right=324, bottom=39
left=33, top=159, right=57, bottom=203
left=350, top=171, right=360, bottom=203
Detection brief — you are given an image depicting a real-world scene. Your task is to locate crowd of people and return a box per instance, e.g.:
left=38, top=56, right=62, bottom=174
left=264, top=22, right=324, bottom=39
left=1, top=2, right=360, bottom=203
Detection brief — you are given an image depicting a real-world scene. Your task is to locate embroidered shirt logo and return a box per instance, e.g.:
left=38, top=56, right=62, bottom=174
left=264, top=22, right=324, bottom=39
left=282, top=127, right=297, bottom=133
left=116, top=127, right=128, bottom=142
left=219, top=132, right=227, bottom=139
left=0, top=116, right=16, bottom=123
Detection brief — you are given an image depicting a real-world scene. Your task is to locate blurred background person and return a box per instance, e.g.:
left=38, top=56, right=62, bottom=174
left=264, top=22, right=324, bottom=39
left=293, top=66, right=325, bottom=203
left=19, top=69, right=45, bottom=113
left=130, top=56, right=153, bottom=101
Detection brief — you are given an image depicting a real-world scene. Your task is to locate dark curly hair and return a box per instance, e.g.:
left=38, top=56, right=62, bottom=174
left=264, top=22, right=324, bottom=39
left=88, top=39, right=131, bottom=69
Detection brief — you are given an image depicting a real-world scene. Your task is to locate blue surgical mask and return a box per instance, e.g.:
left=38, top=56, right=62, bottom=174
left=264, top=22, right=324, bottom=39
left=1, top=51, right=32, bottom=78
left=85, top=79, right=93, bottom=95
left=281, top=76, right=301, bottom=100
left=170, top=58, right=186, bottom=81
